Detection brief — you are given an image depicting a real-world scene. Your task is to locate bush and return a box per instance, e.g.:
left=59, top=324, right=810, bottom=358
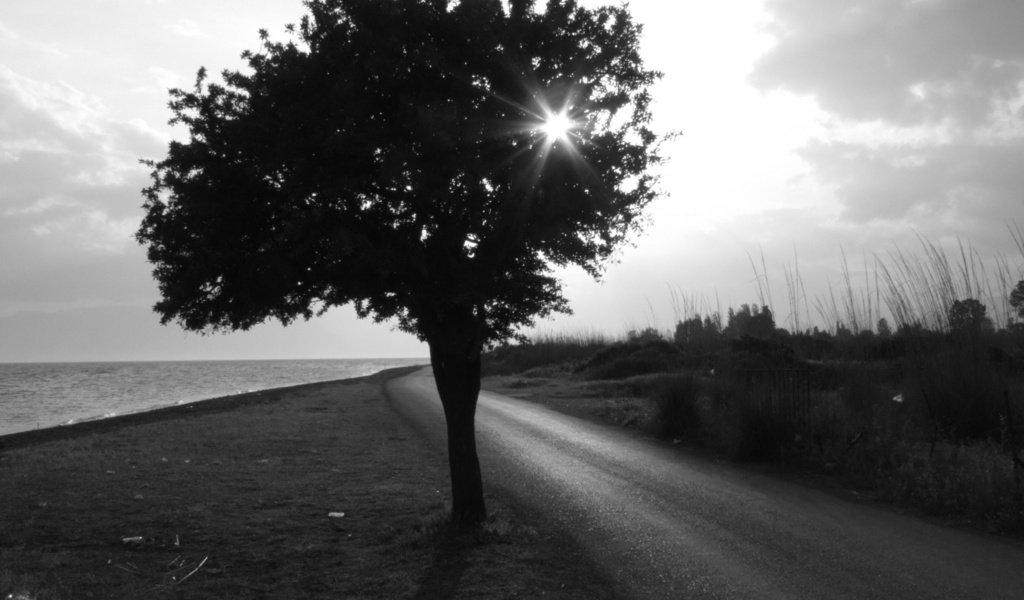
left=728, top=403, right=800, bottom=461
left=905, top=343, right=1006, bottom=442
left=580, top=340, right=683, bottom=380
left=873, top=441, right=1024, bottom=526
left=681, top=377, right=800, bottom=461
left=726, top=335, right=796, bottom=370
left=651, top=374, right=701, bottom=440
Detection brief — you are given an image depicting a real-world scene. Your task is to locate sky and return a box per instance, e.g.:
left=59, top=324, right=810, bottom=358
left=1, top=0, right=1023, bottom=361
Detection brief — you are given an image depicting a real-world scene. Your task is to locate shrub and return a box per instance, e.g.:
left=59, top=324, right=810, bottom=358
left=580, top=339, right=683, bottom=380
left=873, top=441, right=1024, bottom=526
left=626, top=327, right=664, bottom=343
left=651, top=374, right=701, bottom=440
left=599, top=398, right=649, bottom=428
left=687, top=377, right=800, bottom=461
left=730, top=404, right=800, bottom=461
left=905, top=343, right=1006, bottom=442
left=726, top=335, right=796, bottom=370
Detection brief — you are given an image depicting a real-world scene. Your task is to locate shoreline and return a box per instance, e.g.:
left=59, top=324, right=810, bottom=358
left=0, top=364, right=427, bottom=451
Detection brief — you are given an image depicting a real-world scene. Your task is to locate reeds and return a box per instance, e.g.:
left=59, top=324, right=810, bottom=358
left=875, top=234, right=1013, bottom=332
left=736, top=227, right=1024, bottom=335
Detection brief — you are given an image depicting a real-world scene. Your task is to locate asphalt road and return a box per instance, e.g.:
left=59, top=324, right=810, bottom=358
left=386, top=368, right=1024, bottom=600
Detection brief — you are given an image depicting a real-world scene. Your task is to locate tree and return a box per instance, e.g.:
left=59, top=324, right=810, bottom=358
left=948, top=298, right=992, bottom=335
left=725, top=304, right=774, bottom=339
left=1010, top=280, right=1024, bottom=320
left=136, top=0, right=664, bottom=529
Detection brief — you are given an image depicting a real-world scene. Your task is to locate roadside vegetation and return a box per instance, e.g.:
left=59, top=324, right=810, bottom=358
left=483, top=234, right=1024, bottom=534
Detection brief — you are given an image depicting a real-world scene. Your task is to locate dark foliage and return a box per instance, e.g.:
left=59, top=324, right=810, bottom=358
left=725, top=304, right=775, bottom=339
left=1010, top=280, right=1024, bottom=321
left=137, top=0, right=662, bottom=344
left=906, top=343, right=1007, bottom=442
left=482, top=336, right=607, bottom=375
left=728, top=335, right=796, bottom=369
left=674, top=313, right=726, bottom=357
left=948, top=298, right=994, bottom=335
left=651, top=374, right=701, bottom=440
left=580, top=339, right=682, bottom=379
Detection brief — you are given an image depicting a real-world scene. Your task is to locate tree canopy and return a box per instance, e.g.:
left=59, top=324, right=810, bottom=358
left=1010, top=281, right=1024, bottom=321
left=138, top=0, right=663, bottom=346
left=948, top=298, right=992, bottom=334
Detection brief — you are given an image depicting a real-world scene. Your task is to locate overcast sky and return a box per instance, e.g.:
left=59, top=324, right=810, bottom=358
left=2, top=0, right=1023, bottom=361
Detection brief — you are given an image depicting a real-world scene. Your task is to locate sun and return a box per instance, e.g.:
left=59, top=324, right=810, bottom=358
left=540, top=110, right=575, bottom=144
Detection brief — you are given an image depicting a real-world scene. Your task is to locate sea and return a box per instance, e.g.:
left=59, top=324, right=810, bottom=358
left=0, top=358, right=426, bottom=437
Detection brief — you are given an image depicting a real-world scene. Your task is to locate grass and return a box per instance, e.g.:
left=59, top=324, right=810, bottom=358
left=0, top=370, right=614, bottom=600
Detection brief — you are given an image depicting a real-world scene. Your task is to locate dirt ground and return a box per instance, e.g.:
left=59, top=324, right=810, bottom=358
left=0, top=367, right=614, bottom=600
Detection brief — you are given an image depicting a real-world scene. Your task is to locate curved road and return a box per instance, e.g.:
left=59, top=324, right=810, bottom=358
left=386, top=368, right=1024, bottom=599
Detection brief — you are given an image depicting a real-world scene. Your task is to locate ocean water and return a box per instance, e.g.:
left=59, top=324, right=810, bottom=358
left=0, top=358, right=426, bottom=437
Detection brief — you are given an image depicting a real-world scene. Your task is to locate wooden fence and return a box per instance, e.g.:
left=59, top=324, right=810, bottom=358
left=741, top=369, right=814, bottom=430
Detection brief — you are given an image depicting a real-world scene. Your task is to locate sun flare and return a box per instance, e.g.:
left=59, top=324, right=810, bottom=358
left=541, top=110, right=575, bottom=143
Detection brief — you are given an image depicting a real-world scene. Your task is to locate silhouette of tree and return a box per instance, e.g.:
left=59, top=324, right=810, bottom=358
left=1010, top=280, right=1024, bottom=320
left=948, top=298, right=992, bottom=335
left=674, top=313, right=723, bottom=352
left=136, top=0, right=663, bottom=528
left=725, top=304, right=775, bottom=339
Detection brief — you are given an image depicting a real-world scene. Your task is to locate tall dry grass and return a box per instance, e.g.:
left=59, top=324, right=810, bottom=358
left=735, top=226, right=1024, bottom=336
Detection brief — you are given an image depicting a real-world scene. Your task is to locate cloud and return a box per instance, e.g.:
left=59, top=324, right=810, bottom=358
left=165, top=18, right=206, bottom=39
left=144, top=66, right=186, bottom=94
left=0, top=65, right=163, bottom=159
left=2, top=196, right=80, bottom=217
left=0, top=65, right=166, bottom=311
left=0, top=249, right=155, bottom=313
left=0, top=305, right=427, bottom=362
left=800, top=137, right=1024, bottom=230
left=0, top=19, right=18, bottom=44
left=752, top=0, right=1024, bottom=129
left=0, top=18, right=70, bottom=61
left=750, top=0, right=1024, bottom=241
left=31, top=209, right=139, bottom=252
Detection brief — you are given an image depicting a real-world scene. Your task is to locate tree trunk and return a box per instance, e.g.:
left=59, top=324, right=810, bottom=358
left=428, top=333, right=487, bottom=530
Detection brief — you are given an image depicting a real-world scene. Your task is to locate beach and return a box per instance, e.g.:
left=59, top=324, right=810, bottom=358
left=0, top=367, right=611, bottom=599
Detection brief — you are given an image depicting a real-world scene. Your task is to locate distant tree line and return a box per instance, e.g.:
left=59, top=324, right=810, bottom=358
left=668, top=280, right=1024, bottom=365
